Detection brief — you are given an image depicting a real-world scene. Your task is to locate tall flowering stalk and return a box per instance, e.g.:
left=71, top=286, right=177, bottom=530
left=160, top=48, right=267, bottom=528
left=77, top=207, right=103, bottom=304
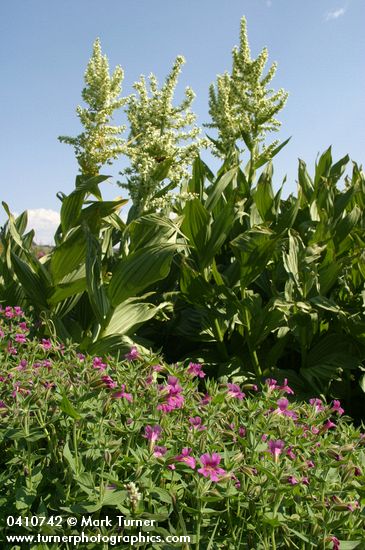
left=206, top=17, right=288, bottom=166
left=120, top=56, right=204, bottom=217
left=58, top=39, right=127, bottom=176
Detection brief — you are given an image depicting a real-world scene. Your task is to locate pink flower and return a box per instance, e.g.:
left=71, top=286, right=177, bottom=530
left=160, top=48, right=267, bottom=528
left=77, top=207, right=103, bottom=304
left=93, top=356, right=107, bottom=370
left=329, top=537, right=340, bottom=550
left=273, top=398, right=298, bottom=419
left=14, top=306, right=24, bottom=317
left=187, top=362, right=206, bottom=378
left=198, top=453, right=226, bottom=481
left=77, top=353, right=85, bottom=362
left=18, top=322, right=28, bottom=331
left=265, top=378, right=277, bottom=391
left=189, top=416, right=207, bottom=431
left=354, top=466, right=362, bottom=476
left=322, top=419, right=336, bottom=431
left=153, top=446, right=167, bottom=458
left=287, top=476, right=298, bottom=485
left=15, top=334, right=27, bottom=344
left=286, top=446, right=296, bottom=460
left=124, top=346, right=140, bottom=361
left=199, top=393, right=212, bottom=406
left=277, top=378, right=294, bottom=394
left=267, top=440, right=285, bottom=461
left=0, top=329, right=4, bottom=338
left=5, top=306, right=14, bottom=318
left=152, top=364, right=163, bottom=372
left=165, top=376, right=183, bottom=394
left=302, top=477, right=310, bottom=485
left=16, top=359, right=28, bottom=371
left=101, top=375, right=117, bottom=389
left=309, top=398, right=325, bottom=413
left=143, top=425, right=162, bottom=442
left=331, top=400, right=344, bottom=416
left=238, top=426, right=246, bottom=437
left=174, top=448, right=196, bottom=469
left=157, top=376, right=184, bottom=413
left=226, top=383, right=245, bottom=400
left=262, top=434, right=268, bottom=442
left=112, top=385, right=133, bottom=402
left=41, top=339, right=52, bottom=350
left=307, top=460, right=315, bottom=468
left=346, top=501, right=360, bottom=512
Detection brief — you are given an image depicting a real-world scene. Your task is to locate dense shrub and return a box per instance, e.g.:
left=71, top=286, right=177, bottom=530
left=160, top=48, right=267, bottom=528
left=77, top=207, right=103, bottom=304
left=1, top=307, right=364, bottom=549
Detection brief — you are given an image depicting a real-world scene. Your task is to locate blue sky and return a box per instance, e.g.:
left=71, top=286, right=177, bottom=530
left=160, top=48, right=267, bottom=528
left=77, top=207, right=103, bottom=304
left=0, top=0, right=364, bottom=243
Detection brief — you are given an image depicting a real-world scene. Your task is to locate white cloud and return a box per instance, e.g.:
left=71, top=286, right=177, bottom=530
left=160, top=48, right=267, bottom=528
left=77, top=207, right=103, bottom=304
left=26, top=209, right=60, bottom=245
left=325, top=7, right=346, bottom=20
left=266, top=0, right=272, bottom=6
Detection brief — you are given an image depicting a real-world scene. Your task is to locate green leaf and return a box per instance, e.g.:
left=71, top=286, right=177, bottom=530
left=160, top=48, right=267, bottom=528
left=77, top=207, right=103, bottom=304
left=11, top=252, right=49, bottom=309
left=50, top=226, right=86, bottom=282
left=205, top=167, right=237, bottom=212
left=298, top=159, right=314, bottom=204
left=254, top=162, right=274, bottom=221
left=254, top=137, right=291, bottom=169
left=75, top=174, right=110, bottom=197
left=48, top=277, right=87, bottom=305
left=102, top=298, right=163, bottom=337
left=60, top=190, right=85, bottom=234
left=108, top=244, right=178, bottom=306
left=314, top=146, right=332, bottom=187
left=359, top=374, right=365, bottom=393
left=201, top=202, right=236, bottom=267
left=128, top=214, right=179, bottom=253
left=59, top=392, right=82, bottom=420
left=63, top=441, right=77, bottom=474
left=85, top=227, right=109, bottom=323
left=79, top=197, right=128, bottom=228
left=231, top=228, right=279, bottom=288
left=329, top=154, right=349, bottom=183
left=181, top=199, right=210, bottom=255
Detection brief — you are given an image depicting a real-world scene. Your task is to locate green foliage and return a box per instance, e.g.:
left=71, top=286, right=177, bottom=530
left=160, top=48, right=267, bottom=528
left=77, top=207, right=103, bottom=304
left=0, top=310, right=364, bottom=549
left=0, top=176, right=180, bottom=355
left=1, top=17, right=365, bottom=420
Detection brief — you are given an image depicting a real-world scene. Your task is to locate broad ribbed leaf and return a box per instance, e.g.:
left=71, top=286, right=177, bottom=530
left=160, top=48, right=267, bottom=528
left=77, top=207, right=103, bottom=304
left=11, top=252, right=49, bottom=309
left=303, top=335, right=362, bottom=379
left=254, top=163, right=274, bottom=221
left=60, top=190, right=85, bottom=234
left=314, top=146, right=332, bottom=187
left=128, top=214, right=179, bottom=253
left=181, top=199, right=210, bottom=255
left=205, top=168, right=237, bottom=211
left=201, top=202, right=235, bottom=268
left=48, top=278, right=86, bottom=305
left=85, top=229, right=109, bottom=323
left=108, top=244, right=177, bottom=306
left=79, top=198, right=128, bottom=227
left=50, top=226, right=86, bottom=283
left=102, top=298, right=163, bottom=337
left=231, top=229, right=279, bottom=288
left=298, top=160, right=314, bottom=205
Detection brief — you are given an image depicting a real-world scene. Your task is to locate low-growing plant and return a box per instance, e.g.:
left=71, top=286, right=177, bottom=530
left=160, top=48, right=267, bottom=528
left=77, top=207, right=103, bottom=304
left=1, top=307, right=364, bottom=549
